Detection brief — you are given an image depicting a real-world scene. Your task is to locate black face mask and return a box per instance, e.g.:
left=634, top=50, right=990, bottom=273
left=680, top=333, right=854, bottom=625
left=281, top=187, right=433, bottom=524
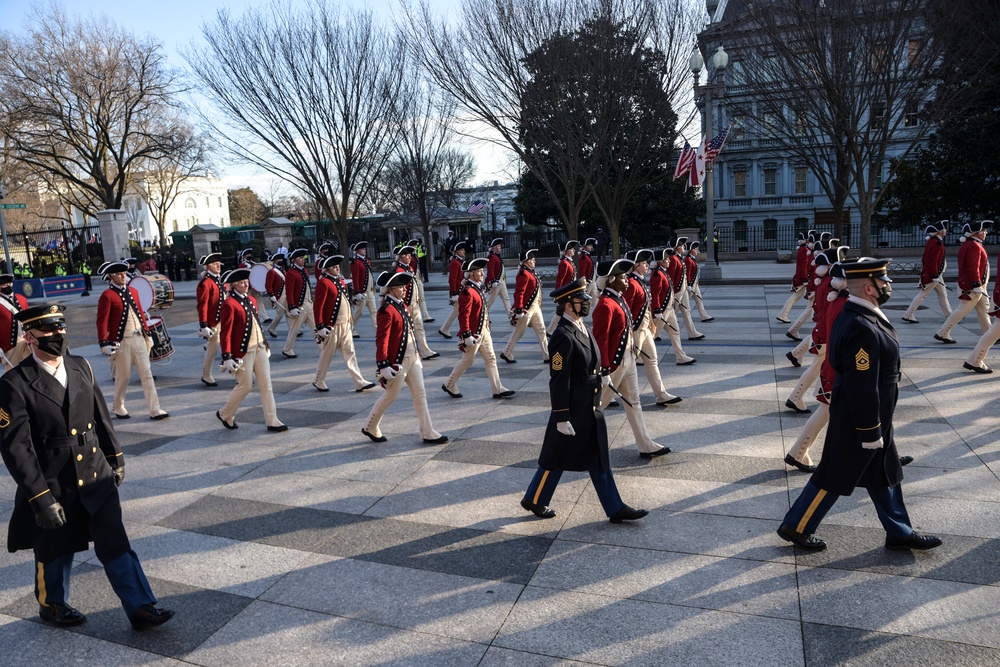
left=0, top=285, right=12, bottom=295
left=574, top=299, right=591, bottom=318
left=35, top=332, right=69, bottom=357
left=871, top=279, right=892, bottom=306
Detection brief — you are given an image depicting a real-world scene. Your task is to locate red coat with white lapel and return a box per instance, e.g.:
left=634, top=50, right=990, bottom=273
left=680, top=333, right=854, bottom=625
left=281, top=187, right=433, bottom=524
left=458, top=281, right=487, bottom=339
left=196, top=273, right=225, bottom=327
left=554, top=256, right=575, bottom=289
left=314, top=274, right=349, bottom=328
left=220, top=293, right=263, bottom=359
left=375, top=297, right=410, bottom=368
left=591, top=290, right=632, bottom=372
left=513, top=265, right=539, bottom=310
left=284, top=265, right=310, bottom=308
left=96, top=285, right=149, bottom=345
left=0, top=293, right=28, bottom=351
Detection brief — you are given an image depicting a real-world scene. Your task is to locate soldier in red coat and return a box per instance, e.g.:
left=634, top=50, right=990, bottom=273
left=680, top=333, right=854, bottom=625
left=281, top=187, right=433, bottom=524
left=216, top=268, right=286, bottom=432
left=592, top=259, right=669, bottom=457
left=196, top=253, right=225, bottom=387
left=500, top=249, right=549, bottom=364
left=902, top=222, right=952, bottom=324
left=96, top=262, right=167, bottom=420
left=392, top=245, right=438, bottom=360
left=265, top=252, right=288, bottom=338
left=350, top=241, right=378, bottom=336
left=935, top=220, right=992, bottom=344
left=362, top=271, right=447, bottom=444
left=669, top=237, right=704, bottom=340
left=0, top=273, right=30, bottom=370
left=787, top=232, right=829, bottom=342
left=624, top=249, right=681, bottom=406
left=579, top=237, right=597, bottom=298
left=438, top=241, right=469, bottom=338
left=685, top=241, right=714, bottom=321
left=282, top=248, right=316, bottom=358
left=442, top=258, right=513, bottom=399
left=777, top=232, right=812, bottom=323
left=547, top=240, right=578, bottom=334
left=313, top=255, right=376, bottom=392
left=485, top=237, right=512, bottom=314
left=649, top=249, right=695, bottom=365
left=314, top=242, right=334, bottom=279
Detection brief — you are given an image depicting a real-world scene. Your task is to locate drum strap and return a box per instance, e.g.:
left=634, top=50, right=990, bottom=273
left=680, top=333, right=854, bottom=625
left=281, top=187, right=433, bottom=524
left=320, top=275, right=344, bottom=325
left=113, top=286, right=145, bottom=341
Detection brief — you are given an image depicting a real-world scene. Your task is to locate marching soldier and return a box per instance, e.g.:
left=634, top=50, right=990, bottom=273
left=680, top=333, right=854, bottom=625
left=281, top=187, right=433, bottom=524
left=965, top=229, right=1000, bottom=372
left=786, top=236, right=833, bottom=366
left=592, top=259, right=670, bottom=458
left=438, top=241, right=469, bottom=339
left=351, top=241, right=379, bottom=337
left=500, top=248, right=549, bottom=364
left=685, top=241, right=714, bottom=322
left=392, top=245, right=439, bottom=360
left=776, top=232, right=811, bottom=323
left=0, top=272, right=29, bottom=370
left=196, top=253, right=226, bottom=387
left=0, top=303, right=175, bottom=630
left=787, top=232, right=830, bottom=342
left=313, top=255, right=377, bottom=392
left=579, top=237, right=597, bottom=298
left=361, top=271, right=448, bottom=445
left=96, top=261, right=168, bottom=421
left=282, top=248, right=316, bottom=358
left=266, top=252, right=288, bottom=338
left=667, top=237, right=704, bottom=340
left=442, top=258, right=514, bottom=399
left=547, top=240, right=578, bottom=334
left=935, top=220, right=992, bottom=344
left=778, top=258, right=941, bottom=553
left=649, top=249, right=696, bottom=365
left=411, top=238, right=434, bottom=322
left=216, top=268, right=287, bottom=432
left=902, top=222, right=951, bottom=324
left=624, top=249, right=682, bottom=406
left=314, top=242, right=334, bottom=279
left=239, top=248, right=271, bottom=323
left=485, top=237, right=513, bottom=313
left=520, top=278, right=648, bottom=523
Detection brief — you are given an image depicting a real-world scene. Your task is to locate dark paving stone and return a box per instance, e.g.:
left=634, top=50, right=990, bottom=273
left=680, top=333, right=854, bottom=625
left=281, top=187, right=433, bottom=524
left=115, top=432, right=180, bottom=457
left=157, top=495, right=358, bottom=551
left=613, top=450, right=788, bottom=486
left=270, top=380, right=309, bottom=395
left=656, top=397, right=777, bottom=417
left=803, top=622, right=1000, bottom=667
left=681, top=353, right=775, bottom=365
left=318, top=515, right=552, bottom=584
left=1, top=563, right=252, bottom=658
left=434, top=439, right=541, bottom=468
left=235, top=409, right=354, bottom=429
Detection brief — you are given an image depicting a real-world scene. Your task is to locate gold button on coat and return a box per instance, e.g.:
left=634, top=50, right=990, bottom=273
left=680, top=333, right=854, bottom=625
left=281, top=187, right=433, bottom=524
left=71, top=429, right=77, bottom=435
left=76, top=454, right=83, bottom=461
left=78, top=480, right=83, bottom=486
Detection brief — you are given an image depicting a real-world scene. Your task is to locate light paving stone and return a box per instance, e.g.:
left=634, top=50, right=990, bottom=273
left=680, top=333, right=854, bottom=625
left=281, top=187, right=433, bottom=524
left=122, top=454, right=260, bottom=495
left=212, top=467, right=394, bottom=514
left=478, top=646, right=596, bottom=666
left=802, top=622, right=1000, bottom=667
left=0, top=549, right=35, bottom=608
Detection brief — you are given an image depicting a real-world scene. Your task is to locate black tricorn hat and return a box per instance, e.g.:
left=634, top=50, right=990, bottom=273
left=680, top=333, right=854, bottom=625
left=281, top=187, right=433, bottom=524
left=288, top=248, right=309, bottom=259
left=320, top=255, right=344, bottom=270
left=376, top=270, right=413, bottom=290
left=520, top=248, right=539, bottom=262
left=200, top=252, right=223, bottom=266
left=223, top=268, right=251, bottom=284
left=463, top=257, right=488, bottom=272
left=597, top=258, right=634, bottom=278
left=102, top=261, right=129, bottom=275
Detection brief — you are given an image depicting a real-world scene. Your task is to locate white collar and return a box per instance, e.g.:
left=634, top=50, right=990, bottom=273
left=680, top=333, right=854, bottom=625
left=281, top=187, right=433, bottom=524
left=32, top=352, right=66, bottom=387
left=847, top=295, right=889, bottom=323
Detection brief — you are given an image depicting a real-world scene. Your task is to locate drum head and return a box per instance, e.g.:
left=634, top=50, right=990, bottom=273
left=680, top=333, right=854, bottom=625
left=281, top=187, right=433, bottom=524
left=249, top=264, right=270, bottom=292
left=131, top=276, right=154, bottom=310
left=147, top=316, right=163, bottom=327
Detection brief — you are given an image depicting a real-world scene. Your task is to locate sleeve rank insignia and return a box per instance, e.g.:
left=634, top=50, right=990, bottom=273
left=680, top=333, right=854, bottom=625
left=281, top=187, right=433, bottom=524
left=0, top=407, right=9, bottom=429
left=855, top=348, right=870, bottom=371
left=551, top=352, right=563, bottom=371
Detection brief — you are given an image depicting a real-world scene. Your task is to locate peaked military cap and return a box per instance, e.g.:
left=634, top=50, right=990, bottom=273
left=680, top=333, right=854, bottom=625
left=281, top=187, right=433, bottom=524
left=0, top=274, right=13, bottom=283
left=15, top=303, right=66, bottom=331
left=550, top=277, right=589, bottom=302
left=842, top=257, right=892, bottom=282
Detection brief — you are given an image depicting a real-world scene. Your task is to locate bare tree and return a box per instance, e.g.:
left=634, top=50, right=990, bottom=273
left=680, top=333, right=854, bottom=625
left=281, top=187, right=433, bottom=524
left=185, top=1, right=406, bottom=252
left=138, top=122, right=210, bottom=246
left=0, top=4, right=186, bottom=218
left=432, top=149, right=477, bottom=209
left=649, top=0, right=709, bottom=138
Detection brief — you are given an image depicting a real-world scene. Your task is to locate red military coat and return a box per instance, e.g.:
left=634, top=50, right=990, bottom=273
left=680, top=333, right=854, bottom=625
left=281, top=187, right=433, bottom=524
left=96, top=285, right=149, bottom=346
left=684, top=254, right=698, bottom=284
left=554, top=256, right=575, bottom=289
left=592, top=289, right=632, bottom=372
left=957, top=237, right=989, bottom=298
left=513, top=266, right=540, bottom=310
left=578, top=251, right=594, bottom=283
left=919, top=236, right=946, bottom=287
left=649, top=266, right=672, bottom=313
left=351, top=255, right=374, bottom=294
left=265, top=266, right=285, bottom=300
left=458, top=281, right=488, bottom=339
left=624, top=274, right=650, bottom=327
left=486, top=251, right=504, bottom=289
left=0, top=292, right=28, bottom=351
left=792, top=243, right=810, bottom=288
left=314, top=274, right=350, bottom=328
left=284, top=265, right=311, bottom=309
left=197, top=272, right=225, bottom=327
left=666, top=255, right=685, bottom=293
left=376, top=296, right=411, bottom=368
left=448, top=256, right=465, bottom=296
left=220, top=293, right=264, bottom=359
left=811, top=274, right=834, bottom=347
left=393, top=263, right=417, bottom=307
left=817, top=289, right=850, bottom=404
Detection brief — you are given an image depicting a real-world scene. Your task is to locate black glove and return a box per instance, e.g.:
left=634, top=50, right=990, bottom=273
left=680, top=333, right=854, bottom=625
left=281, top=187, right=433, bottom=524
left=113, top=466, right=125, bottom=487
left=36, top=502, right=67, bottom=530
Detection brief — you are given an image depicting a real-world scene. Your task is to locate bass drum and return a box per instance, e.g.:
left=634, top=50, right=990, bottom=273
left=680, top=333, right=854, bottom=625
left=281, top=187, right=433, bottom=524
left=147, top=316, right=175, bottom=362
left=249, top=263, right=271, bottom=293
left=131, top=274, right=175, bottom=310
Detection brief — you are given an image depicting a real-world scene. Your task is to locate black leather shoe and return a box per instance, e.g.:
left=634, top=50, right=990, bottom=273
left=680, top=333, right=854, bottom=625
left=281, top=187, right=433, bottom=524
left=282, top=351, right=298, bottom=358
left=701, top=317, right=715, bottom=322
left=934, top=334, right=957, bottom=344
left=900, top=455, right=914, bottom=466
left=901, top=317, right=919, bottom=324
left=776, top=316, right=791, bottom=324
left=542, top=358, right=550, bottom=364
left=263, top=317, right=273, bottom=323
left=493, top=390, right=515, bottom=399
left=313, top=383, right=330, bottom=392
left=352, top=333, right=360, bottom=339
left=356, top=382, right=377, bottom=392
left=606, top=400, right=620, bottom=408
left=963, top=362, right=993, bottom=374
left=150, top=412, right=169, bottom=421
left=424, top=317, right=435, bottom=323
left=39, top=603, right=86, bottom=627
left=361, top=428, right=387, bottom=443
left=785, top=399, right=811, bottom=414
left=609, top=505, right=648, bottom=523
left=639, top=446, right=671, bottom=459
left=129, top=604, right=175, bottom=630
left=201, top=378, right=218, bottom=387
left=437, top=329, right=452, bottom=339
left=784, top=454, right=816, bottom=473
left=268, top=330, right=277, bottom=338
left=115, top=413, right=131, bottom=420
left=657, top=396, right=683, bottom=406
left=786, top=351, right=801, bottom=368
left=785, top=331, right=802, bottom=342
left=520, top=498, right=556, bottom=519
left=442, top=384, right=462, bottom=398
left=297, top=332, right=303, bottom=337
left=422, top=352, right=440, bottom=360
left=423, top=435, right=449, bottom=444
left=688, top=334, right=706, bottom=341
left=885, top=533, right=942, bottom=551
left=216, top=410, right=237, bottom=430
left=777, top=524, right=826, bottom=550
left=499, top=353, right=516, bottom=364
left=267, top=424, right=289, bottom=433
left=677, top=358, right=697, bottom=365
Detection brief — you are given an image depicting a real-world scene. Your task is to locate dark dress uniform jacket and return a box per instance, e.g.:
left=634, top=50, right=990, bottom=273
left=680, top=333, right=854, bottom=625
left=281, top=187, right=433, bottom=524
left=811, top=300, right=904, bottom=496
left=537, top=317, right=610, bottom=472
left=0, top=355, right=125, bottom=559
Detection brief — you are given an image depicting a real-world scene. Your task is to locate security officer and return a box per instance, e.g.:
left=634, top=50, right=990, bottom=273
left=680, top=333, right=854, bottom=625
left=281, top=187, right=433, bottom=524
left=313, top=255, right=376, bottom=392
left=546, top=240, right=578, bottom=334
left=282, top=248, right=316, bottom=358
left=96, top=261, right=168, bottom=420
left=392, top=246, right=439, bottom=360
left=361, top=271, right=448, bottom=445
left=777, top=232, right=811, bottom=323
left=217, top=268, right=287, bottom=432
left=351, top=241, right=379, bottom=337
left=624, top=249, right=682, bottom=406
left=902, top=221, right=951, bottom=324
left=649, top=248, right=696, bottom=365
left=81, top=261, right=93, bottom=294
left=196, top=253, right=225, bottom=387
left=0, top=303, right=174, bottom=630
left=500, top=248, right=549, bottom=364
left=485, top=237, right=512, bottom=313
left=438, top=241, right=468, bottom=339
left=592, top=259, right=670, bottom=458
left=442, top=257, right=514, bottom=400
left=935, top=220, right=992, bottom=344
left=0, top=272, right=30, bottom=370
left=266, top=252, right=288, bottom=338
left=778, top=258, right=942, bottom=552
left=520, top=278, right=648, bottom=523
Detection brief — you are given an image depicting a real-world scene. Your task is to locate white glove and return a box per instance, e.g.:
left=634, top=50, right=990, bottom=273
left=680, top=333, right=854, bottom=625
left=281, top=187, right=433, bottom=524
left=861, top=437, right=884, bottom=450
left=656, top=311, right=668, bottom=322
left=101, top=344, right=120, bottom=356
left=199, top=326, right=214, bottom=338
left=448, top=296, right=457, bottom=306
left=223, top=358, right=241, bottom=373
left=462, top=336, right=476, bottom=347
left=601, top=375, right=612, bottom=387
left=972, top=286, right=986, bottom=295
left=288, top=307, right=302, bottom=317
left=556, top=421, right=576, bottom=436
left=269, top=296, right=278, bottom=306
left=353, top=294, right=364, bottom=303
left=381, top=365, right=399, bottom=380
left=315, top=326, right=331, bottom=339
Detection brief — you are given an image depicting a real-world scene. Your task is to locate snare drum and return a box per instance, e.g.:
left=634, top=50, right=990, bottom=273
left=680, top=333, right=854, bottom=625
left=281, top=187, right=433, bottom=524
left=131, top=274, right=175, bottom=310
left=147, top=316, right=174, bottom=362
left=249, top=263, right=271, bottom=293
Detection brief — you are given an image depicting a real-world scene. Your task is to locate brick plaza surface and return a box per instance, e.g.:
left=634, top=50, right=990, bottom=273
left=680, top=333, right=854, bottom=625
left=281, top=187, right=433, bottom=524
left=2, top=263, right=999, bottom=665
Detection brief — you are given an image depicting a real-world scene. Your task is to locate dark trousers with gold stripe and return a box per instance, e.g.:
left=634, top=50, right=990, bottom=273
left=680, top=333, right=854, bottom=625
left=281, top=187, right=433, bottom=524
left=782, top=480, right=913, bottom=538
left=523, top=466, right=625, bottom=517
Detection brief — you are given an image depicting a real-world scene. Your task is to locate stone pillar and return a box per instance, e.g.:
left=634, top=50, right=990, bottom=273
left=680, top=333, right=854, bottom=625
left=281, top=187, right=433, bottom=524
left=190, top=227, right=220, bottom=264
left=96, top=209, right=131, bottom=263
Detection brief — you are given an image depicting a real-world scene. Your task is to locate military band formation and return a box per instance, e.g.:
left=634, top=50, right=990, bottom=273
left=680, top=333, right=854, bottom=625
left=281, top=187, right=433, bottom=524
left=12, top=220, right=1000, bottom=632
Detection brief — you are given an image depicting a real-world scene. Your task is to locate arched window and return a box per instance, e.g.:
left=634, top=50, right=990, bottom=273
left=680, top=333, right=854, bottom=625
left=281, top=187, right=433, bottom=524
left=185, top=198, right=197, bottom=209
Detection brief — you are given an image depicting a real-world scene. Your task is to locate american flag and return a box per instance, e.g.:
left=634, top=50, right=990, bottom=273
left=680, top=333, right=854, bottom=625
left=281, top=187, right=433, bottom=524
left=672, top=141, right=696, bottom=182
left=467, top=201, right=487, bottom=214
left=702, top=124, right=731, bottom=162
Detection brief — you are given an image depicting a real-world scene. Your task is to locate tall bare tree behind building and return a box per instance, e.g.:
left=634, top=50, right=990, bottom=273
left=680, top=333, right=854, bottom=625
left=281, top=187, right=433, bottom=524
left=186, top=1, right=406, bottom=252
left=137, top=121, right=210, bottom=247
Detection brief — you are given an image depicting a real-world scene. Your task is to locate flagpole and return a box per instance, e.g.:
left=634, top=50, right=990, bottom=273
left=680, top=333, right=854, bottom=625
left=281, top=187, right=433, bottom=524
left=690, top=46, right=728, bottom=281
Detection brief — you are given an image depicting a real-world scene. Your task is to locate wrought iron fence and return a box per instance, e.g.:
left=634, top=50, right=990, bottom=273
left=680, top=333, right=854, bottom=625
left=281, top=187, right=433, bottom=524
left=716, top=224, right=983, bottom=254
left=1, top=224, right=103, bottom=276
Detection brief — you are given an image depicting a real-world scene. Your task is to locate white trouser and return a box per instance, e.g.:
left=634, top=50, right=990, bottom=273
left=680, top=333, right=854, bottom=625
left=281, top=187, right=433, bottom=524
left=220, top=344, right=281, bottom=427
left=352, top=289, right=378, bottom=334
left=599, top=351, right=660, bottom=453
left=112, top=333, right=162, bottom=417
left=787, top=345, right=825, bottom=410
left=966, top=316, right=1000, bottom=369
left=675, top=281, right=703, bottom=338
left=585, top=279, right=598, bottom=299
left=267, top=295, right=287, bottom=336
left=487, top=280, right=512, bottom=313
left=502, top=298, right=548, bottom=361
left=444, top=328, right=507, bottom=396
left=283, top=299, right=316, bottom=354
left=441, top=299, right=461, bottom=335
left=790, top=333, right=813, bottom=363
left=937, top=291, right=991, bottom=339
left=904, top=280, right=952, bottom=319
left=414, top=274, right=432, bottom=320
left=788, top=294, right=814, bottom=336
left=787, top=402, right=830, bottom=466
left=409, top=301, right=437, bottom=358
left=202, top=328, right=221, bottom=382
left=690, top=281, right=712, bottom=320
left=778, top=285, right=805, bottom=321
left=252, top=289, right=271, bottom=319
left=314, top=322, right=368, bottom=390
left=364, top=343, right=440, bottom=440
left=634, top=316, right=675, bottom=403
left=651, top=310, right=693, bottom=364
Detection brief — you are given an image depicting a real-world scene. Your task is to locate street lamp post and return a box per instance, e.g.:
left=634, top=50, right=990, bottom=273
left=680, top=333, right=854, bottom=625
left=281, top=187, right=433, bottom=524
left=490, top=197, right=496, bottom=237
left=691, top=45, right=728, bottom=281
